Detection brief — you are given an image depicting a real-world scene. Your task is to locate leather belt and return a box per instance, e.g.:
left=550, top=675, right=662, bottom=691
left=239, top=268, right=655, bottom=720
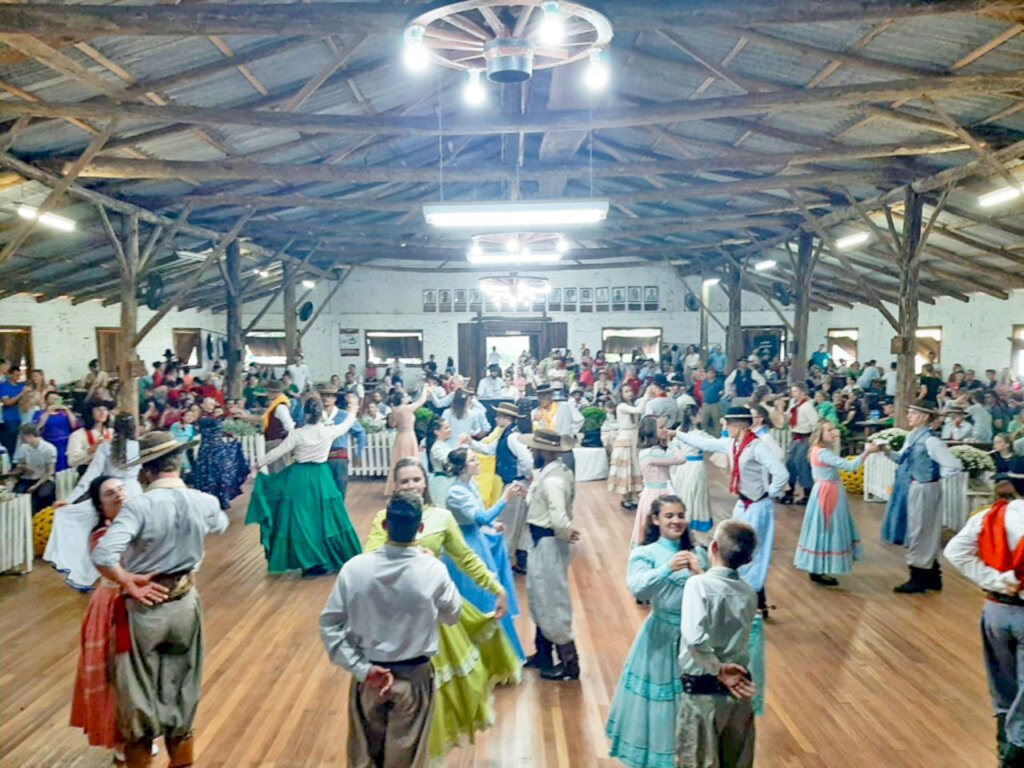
left=529, top=524, right=556, bottom=543
left=986, top=591, right=1024, bottom=607
left=739, top=493, right=769, bottom=508
left=371, top=655, right=430, bottom=668
left=681, top=672, right=749, bottom=696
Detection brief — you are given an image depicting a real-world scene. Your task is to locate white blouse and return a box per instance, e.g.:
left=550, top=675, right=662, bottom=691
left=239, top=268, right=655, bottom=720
left=260, top=412, right=356, bottom=466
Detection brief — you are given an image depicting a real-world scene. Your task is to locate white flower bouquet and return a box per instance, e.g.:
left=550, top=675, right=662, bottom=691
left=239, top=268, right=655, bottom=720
left=949, top=444, right=995, bottom=477
left=873, top=427, right=908, bottom=452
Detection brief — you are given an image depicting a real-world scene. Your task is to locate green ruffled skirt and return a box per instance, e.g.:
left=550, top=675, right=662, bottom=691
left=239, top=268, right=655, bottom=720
left=429, top=598, right=522, bottom=760
left=245, top=462, right=362, bottom=573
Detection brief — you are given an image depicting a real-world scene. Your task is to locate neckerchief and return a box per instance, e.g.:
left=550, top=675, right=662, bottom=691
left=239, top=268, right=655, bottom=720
left=979, top=500, right=1024, bottom=581
left=730, top=431, right=757, bottom=495
left=262, top=394, right=290, bottom=432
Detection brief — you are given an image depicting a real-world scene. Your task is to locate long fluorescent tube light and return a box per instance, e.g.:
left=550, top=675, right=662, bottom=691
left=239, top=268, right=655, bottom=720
left=703, top=277, right=720, bottom=286
left=176, top=249, right=211, bottom=263
left=979, top=186, right=1021, bottom=208
left=17, top=205, right=76, bottom=232
left=754, top=259, right=777, bottom=271
left=468, top=252, right=562, bottom=265
left=302, top=280, right=316, bottom=289
left=424, top=199, right=609, bottom=228
left=835, top=231, right=870, bottom=250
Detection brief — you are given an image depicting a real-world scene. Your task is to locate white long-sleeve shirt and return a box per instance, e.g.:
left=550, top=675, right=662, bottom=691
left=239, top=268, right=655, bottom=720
left=674, top=430, right=788, bottom=500
left=472, top=429, right=534, bottom=480
left=69, top=441, right=143, bottom=501
left=319, top=544, right=461, bottom=681
left=272, top=402, right=295, bottom=433
left=724, top=368, right=766, bottom=398
left=66, top=426, right=112, bottom=469
left=887, top=428, right=963, bottom=478
left=789, top=399, right=820, bottom=435
left=477, top=376, right=506, bottom=400
left=261, top=411, right=356, bottom=467
left=941, top=420, right=974, bottom=442
left=678, top=565, right=758, bottom=676
left=944, top=500, right=1024, bottom=595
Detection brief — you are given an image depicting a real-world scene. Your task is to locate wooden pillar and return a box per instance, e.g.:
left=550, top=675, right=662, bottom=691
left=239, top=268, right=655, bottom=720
left=225, top=239, right=244, bottom=398
left=117, top=214, right=140, bottom=421
left=725, top=264, right=743, bottom=370
left=895, top=187, right=925, bottom=427
left=789, top=230, right=814, bottom=383
left=699, top=272, right=710, bottom=357
left=282, top=262, right=298, bottom=364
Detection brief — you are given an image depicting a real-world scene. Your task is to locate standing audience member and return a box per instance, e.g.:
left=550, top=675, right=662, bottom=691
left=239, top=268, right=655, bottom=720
left=320, top=492, right=462, bottom=768
left=287, top=352, right=311, bottom=394
left=0, top=364, right=26, bottom=456
left=783, top=383, right=819, bottom=505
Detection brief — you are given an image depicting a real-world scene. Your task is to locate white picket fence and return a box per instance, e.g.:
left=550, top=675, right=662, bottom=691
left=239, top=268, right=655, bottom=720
left=0, top=494, right=33, bottom=574
left=350, top=431, right=396, bottom=478
left=239, top=434, right=267, bottom=472
left=55, top=468, right=79, bottom=501
left=863, top=452, right=895, bottom=503
left=863, top=452, right=975, bottom=531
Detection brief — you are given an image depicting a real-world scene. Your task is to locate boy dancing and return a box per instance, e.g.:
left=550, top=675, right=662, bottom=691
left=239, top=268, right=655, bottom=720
left=320, top=492, right=461, bottom=768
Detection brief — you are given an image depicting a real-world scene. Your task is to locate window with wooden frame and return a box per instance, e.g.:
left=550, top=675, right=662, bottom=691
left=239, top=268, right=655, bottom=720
left=172, top=328, right=202, bottom=368
left=95, top=328, right=121, bottom=373
left=245, top=331, right=287, bottom=366
left=365, top=331, right=424, bottom=366
left=826, top=328, right=858, bottom=366
left=0, top=326, right=33, bottom=373
left=601, top=327, right=662, bottom=363
left=915, top=327, right=942, bottom=373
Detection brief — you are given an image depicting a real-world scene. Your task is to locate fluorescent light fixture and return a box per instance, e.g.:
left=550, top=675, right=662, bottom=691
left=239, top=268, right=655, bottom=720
left=424, top=199, right=609, bottom=228
left=302, top=280, right=316, bottom=289
left=403, top=25, right=429, bottom=73
left=979, top=186, right=1022, bottom=208
left=835, top=231, right=870, bottom=250
left=463, top=69, right=486, bottom=107
left=16, top=205, right=76, bottom=232
left=254, top=268, right=270, bottom=278
left=703, top=277, right=720, bottom=287
left=176, top=249, right=210, bottom=263
left=556, top=237, right=570, bottom=253
left=538, top=1, right=564, bottom=45
left=754, top=259, right=777, bottom=271
left=585, top=48, right=609, bottom=90
left=505, top=237, right=518, bottom=253
left=467, top=251, right=562, bottom=265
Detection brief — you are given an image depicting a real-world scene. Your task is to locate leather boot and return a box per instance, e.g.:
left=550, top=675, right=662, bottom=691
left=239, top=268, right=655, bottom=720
left=123, top=741, right=154, bottom=768
left=542, top=641, right=580, bottom=681
left=525, top=628, right=553, bottom=671
left=167, top=733, right=195, bottom=768
left=926, top=562, right=943, bottom=591
left=757, top=589, right=770, bottom=620
left=894, top=567, right=929, bottom=594
left=512, top=549, right=528, bottom=575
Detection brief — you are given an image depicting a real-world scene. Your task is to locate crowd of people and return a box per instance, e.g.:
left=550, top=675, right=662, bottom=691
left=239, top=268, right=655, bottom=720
left=4, top=336, right=1024, bottom=768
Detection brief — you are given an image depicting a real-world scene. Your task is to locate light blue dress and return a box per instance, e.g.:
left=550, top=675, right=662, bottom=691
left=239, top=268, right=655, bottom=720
left=444, top=479, right=524, bottom=659
left=794, top=447, right=863, bottom=575
left=606, top=539, right=711, bottom=768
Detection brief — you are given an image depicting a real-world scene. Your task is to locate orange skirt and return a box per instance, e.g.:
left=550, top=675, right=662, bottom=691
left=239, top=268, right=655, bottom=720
left=70, top=582, right=121, bottom=749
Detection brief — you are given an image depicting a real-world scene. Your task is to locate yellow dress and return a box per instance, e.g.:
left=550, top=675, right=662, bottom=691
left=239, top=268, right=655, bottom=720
left=365, top=505, right=522, bottom=760
left=474, top=426, right=504, bottom=508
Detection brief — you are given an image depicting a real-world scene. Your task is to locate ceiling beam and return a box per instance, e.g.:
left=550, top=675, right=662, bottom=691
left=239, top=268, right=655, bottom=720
left=3, top=70, right=1022, bottom=137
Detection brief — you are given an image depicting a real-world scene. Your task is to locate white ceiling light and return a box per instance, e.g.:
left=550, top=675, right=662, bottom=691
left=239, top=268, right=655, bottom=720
left=835, top=231, right=870, bottom=250
left=403, top=25, right=429, bottom=73
left=469, top=240, right=483, bottom=258
left=978, top=186, right=1022, bottom=208
left=505, top=237, right=518, bottom=253
left=424, top=199, right=609, bottom=228
left=584, top=48, right=609, bottom=90
left=302, top=280, right=316, bottom=289
left=463, top=68, right=486, bottom=106
left=468, top=251, right=562, bottom=265
left=556, top=237, right=570, bottom=253
left=254, top=268, right=270, bottom=278
left=176, top=249, right=210, bottom=263
left=754, top=259, right=777, bottom=271
left=703, top=277, right=720, bottom=287
left=538, top=1, right=565, bottom=46
left=16, top=205, right=76, bottom=232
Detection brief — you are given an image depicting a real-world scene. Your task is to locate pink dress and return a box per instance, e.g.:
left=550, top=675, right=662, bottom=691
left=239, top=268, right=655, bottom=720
left=70, top=528, right=120, bottom=749
left=385, top=404, right=421, bottom=496
left=631, top=446, right=688, bottom=546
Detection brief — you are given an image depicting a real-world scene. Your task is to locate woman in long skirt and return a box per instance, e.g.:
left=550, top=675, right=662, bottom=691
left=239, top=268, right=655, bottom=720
left=426, top=415, right=461, bottom=509
left=444, top=447, right=526, bottom=659
left=189, top=413, right=248, bottom=510
left=607, top=496, right=709, bottom=768
left=609, top=386, right=643, bottom=509
left=632, top=417, right=689, bottom=547
left=70, top=476, right=128, bottom=759
left=384, top=386, right=429, bottom=496
left=365, top=458, right=521, bottom=761
left=794, top=420, right=881, bottom=585
left=669, top=412, right=713, bottom=541
left=247, top=396, right=362, bottom=576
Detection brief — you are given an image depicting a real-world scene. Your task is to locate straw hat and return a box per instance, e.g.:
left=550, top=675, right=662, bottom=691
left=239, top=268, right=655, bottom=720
left=494, top=402, right=521, bottom=419
left=523, top=428, right=575, bottom=453
left=723, top=406, right=754, bottom=422
left=126, top=430, right=196, bottom=468
left=535, top=384, right=555, bottom=396
left=908, top=399, right=940, bottom=416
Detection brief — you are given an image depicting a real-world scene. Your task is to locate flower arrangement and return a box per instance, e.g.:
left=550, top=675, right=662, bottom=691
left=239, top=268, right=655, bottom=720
left=358, top=417, right=385, bottom=434
left=221, top=418, right=260, bottom=438
left=414, top=407, right=436, bottom=440
left=873, top=427, right=908, bottom=452
left=949, top=444, right=995, bottom=478
left=581, top=406, right=607, bottom=434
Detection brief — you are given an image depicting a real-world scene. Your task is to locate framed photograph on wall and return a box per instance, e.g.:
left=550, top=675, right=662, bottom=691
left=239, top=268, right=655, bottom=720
left=548, top=287, right=562, bottom=311
left=579, top=287, right=593, bottom=313
left=644, top=285, right=659, bottom=311
left=595, top=287, right=609, bottom=304
left=611, top=286, right=626, bottom=309
left=438, top=289, right=452, bottom=312
left=563, top=287, right=577, bottom=312
left=423, top=289, right=436, bottom=311
left=454, top=289, right=467, bottom=311
left=469, top=289, right=482, bottom=310
left=628, top=285, right=642, bottom=311
left=339, top=328, right=360, bottom=357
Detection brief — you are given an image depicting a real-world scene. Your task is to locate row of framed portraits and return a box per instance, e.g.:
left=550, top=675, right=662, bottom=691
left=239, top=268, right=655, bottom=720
left=423, top=286, right=661, bottom=313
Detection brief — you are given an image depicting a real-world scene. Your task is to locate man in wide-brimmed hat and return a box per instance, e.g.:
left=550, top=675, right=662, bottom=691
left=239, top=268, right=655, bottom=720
left=531, top=384, right=583, bottom=461
left=92, top=431, right=228, bottom=768
left=642, top=373, right=678, bottom=426
left=672, top=407, right=788, bottom=617
left=261, top=379, right=295, bottom=474
left=940, top=403, right=973, bottom=442
left=522, top=428, right=580, bottom=681
left=880, top=399, right=962, bottom=594
left=471, top=401, right=533, bottom=572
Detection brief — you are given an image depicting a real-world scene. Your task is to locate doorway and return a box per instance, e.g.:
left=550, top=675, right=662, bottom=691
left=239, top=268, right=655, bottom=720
left=485, top=335, right=533, bottom=371
left=742, top=326, right=787, bottom=365
left=458, top=318, right=565, bottom=385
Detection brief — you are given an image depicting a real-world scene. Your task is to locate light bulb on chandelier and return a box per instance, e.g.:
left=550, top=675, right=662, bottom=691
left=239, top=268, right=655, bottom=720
left=463, top=69, right=486, bottom=106
left=538, top=2, right=565, bottom=46
left=585, top=48, right=609, bottom=90
left=403, top=25, right=429, bottom=73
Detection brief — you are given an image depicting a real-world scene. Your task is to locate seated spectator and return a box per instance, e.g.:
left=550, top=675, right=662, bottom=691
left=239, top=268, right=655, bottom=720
left=941, top=405, right=974, bottom=441
left=6, top=423, right=57, bottom=513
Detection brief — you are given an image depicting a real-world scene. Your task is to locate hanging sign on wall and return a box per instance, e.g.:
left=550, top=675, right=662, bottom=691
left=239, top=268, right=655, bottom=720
left=339, top=328, right=360, bottom=357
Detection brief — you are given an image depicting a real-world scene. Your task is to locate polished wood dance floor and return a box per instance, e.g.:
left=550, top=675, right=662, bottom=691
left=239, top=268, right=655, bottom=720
left=1, top=466, right=996, bottom=767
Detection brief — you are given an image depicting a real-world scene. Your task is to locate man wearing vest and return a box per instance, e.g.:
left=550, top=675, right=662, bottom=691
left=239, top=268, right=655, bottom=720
left=473, top=402, right=534, bottom=573
left=945, top=488, right=1024, bottom=766
left=781, top=383, right=819, bottom=505
left=725, top=358, right=765, bottom=407
left=642, top=374, right=678, bottom=426
left=261, top=379, right=295, bottom=474
left=881, top=400, right=962, bottom=594
left=523, top=428, right=580, bottom=681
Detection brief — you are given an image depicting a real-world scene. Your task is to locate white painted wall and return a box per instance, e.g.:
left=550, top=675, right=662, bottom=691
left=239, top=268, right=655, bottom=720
left=807, top=290, right=1024, bottom=373
left=0, top=295, right=225, bottom=384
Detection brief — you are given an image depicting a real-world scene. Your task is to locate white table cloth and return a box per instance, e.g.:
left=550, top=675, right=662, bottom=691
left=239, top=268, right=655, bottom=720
left=572, top=447, right=609, bottom=482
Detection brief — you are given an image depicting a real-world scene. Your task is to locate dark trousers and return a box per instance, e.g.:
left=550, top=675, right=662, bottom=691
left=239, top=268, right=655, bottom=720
left=785, top=437, right=813, bottom=494
left=15, top=478, right=56, bottom=514
left=0, top=422, right=19, bottom=458
left=327, top=458, right=349, bottom=499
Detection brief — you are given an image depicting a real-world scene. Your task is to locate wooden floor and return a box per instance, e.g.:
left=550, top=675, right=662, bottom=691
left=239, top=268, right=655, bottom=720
left=1, top=466, right=997, bottom=768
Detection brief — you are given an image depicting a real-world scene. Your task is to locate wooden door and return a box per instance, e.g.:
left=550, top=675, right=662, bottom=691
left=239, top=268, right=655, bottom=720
left=541, top=321, right=568, bottom=357
left=458, top=321, right=482, bottom=386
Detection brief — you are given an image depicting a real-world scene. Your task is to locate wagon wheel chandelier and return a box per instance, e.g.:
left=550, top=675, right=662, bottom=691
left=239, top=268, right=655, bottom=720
left=468, top=232, right=571, bottom=264
left=403, top=0, right=613, bottom=96
left=479, top=274, right=552, bottom=306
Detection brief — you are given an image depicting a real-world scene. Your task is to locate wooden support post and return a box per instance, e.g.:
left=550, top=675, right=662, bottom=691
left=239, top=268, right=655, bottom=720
left=895, top=188, right=925, bottom=427
left=117, top=213, right=140, bottom=421
left=789, top=231, right=815, bottom=384
left=725, top=264, right=743, bottom=369
left=225, top=239, right=244, bottom=399
left=699, top=271, right=710, bottom=357
left=282, top=262, right=298, bottom=363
